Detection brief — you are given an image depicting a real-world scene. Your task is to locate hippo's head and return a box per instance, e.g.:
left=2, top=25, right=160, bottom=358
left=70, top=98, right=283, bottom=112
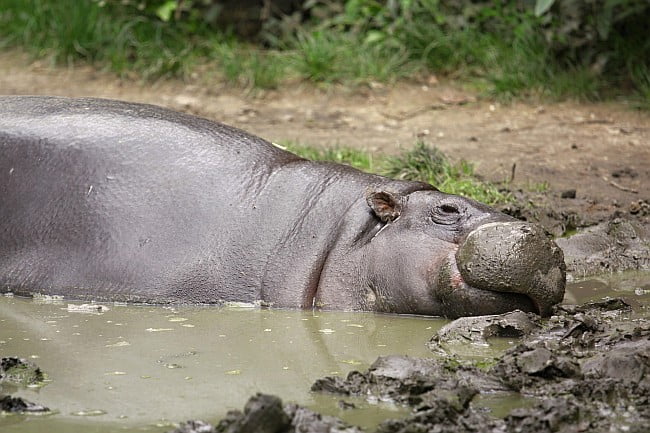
left=318, top=186, right=566, bottom=318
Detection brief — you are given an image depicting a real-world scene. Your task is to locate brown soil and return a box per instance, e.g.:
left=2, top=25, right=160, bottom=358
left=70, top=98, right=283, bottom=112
left=1, top=51, right=648, bottom=216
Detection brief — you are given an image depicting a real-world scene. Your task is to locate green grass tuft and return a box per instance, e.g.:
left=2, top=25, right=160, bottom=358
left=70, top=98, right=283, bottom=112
left=0, top=0, right=215, bottom=80
left=383, top=143, right=511, bottom=205
left=285, top=141, right=511, bottom=206
left=282, top=142, right=376, bottom=172
left=212, top=40, right=286, bottom=90
left=631, top=65, right=650, bottom=110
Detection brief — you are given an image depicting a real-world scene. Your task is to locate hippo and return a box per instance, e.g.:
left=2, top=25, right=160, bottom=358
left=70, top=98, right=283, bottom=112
left=0, top=96, right=565, bottom=318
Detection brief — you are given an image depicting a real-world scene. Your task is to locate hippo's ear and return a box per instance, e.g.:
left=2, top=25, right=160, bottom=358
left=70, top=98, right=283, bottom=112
left=366, top=190, right=403, bottom=223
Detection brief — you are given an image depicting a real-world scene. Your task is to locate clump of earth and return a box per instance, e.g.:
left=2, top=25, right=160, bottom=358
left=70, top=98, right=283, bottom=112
left=0, top=357, right=49, bottom=414
left=168, top=393, right=362, bottom=433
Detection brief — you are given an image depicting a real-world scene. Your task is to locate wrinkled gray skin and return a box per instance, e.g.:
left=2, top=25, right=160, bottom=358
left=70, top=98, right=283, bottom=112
left=0, top=96, right=566, bottom=318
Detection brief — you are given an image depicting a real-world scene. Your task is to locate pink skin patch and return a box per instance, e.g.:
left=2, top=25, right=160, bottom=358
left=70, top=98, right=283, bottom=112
left=446, top=249, right=466, bottom=290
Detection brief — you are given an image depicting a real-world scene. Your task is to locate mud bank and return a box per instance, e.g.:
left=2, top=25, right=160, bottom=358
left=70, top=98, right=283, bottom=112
left=166, top=297, right=648, bottom=432
left=312, top=299, right=650, bottom=432
left=502, top=187, right=650, bottom=277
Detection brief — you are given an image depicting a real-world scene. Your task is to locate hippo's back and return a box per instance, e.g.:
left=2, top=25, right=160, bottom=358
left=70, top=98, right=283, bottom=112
left=0, top=96, right=301, bottom=302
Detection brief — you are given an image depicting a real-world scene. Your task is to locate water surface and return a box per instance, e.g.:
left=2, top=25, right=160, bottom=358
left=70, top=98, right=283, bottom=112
left=1, top=271, right=648, bottom=432
left=0, top=298, right=443, bottom=432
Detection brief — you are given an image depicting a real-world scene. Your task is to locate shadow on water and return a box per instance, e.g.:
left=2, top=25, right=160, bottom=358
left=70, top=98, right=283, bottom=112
left=0, top=271, right=648, bottom=432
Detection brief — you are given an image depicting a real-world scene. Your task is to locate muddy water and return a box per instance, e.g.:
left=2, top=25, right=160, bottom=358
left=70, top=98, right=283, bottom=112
left=0, top=299, right=442, bottom=432
left=1, top=272, right=648, bottom=433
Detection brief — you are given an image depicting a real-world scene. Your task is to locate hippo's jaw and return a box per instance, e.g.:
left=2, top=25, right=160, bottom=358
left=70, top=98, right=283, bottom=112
left=437, top=250, right=537, bottom=317
left=442, top=221, right=566, bottom=317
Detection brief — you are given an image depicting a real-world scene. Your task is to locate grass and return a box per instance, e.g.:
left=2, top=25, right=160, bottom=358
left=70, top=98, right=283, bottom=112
left=631, top=65, right=650, bottom=110
left=0, top=0, right=647, bottom=104
left=283, top=142, right=377, bottom=173
left=283, top=141, right=512, bottom=206
left=0, top=0, right=208, bottom=80
left=212, top=41, right=287, bottom=90
left=525, top=181, right=550, bottom=194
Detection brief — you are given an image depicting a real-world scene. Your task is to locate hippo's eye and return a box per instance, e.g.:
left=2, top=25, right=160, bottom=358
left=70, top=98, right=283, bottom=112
left=431, top=203, right=462, bottom=225
left=440, top=204, right=460, bottom=214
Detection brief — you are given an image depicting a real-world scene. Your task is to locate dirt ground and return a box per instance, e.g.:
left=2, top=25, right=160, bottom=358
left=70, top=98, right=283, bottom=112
left=1, top=51, right=648, bottom=217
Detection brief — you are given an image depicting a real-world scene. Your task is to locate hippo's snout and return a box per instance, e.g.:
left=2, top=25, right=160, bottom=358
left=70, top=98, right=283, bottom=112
left=456, top=221, right=566, bottom=316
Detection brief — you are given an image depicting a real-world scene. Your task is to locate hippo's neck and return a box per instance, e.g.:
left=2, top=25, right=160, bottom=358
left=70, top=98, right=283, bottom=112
left=255, top=160, right=433, bottom=311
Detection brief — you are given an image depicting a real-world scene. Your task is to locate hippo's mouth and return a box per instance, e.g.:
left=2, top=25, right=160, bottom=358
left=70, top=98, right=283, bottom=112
left=440, top=221, right=566, bottom=318
left=440, top=253, right=539, bottom=318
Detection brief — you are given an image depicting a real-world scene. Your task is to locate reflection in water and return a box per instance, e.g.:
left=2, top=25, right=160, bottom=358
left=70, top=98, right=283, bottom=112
left=0, top=271, right=648, bottom=433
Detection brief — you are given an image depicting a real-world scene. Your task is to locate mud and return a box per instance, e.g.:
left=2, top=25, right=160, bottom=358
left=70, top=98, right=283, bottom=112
left=168, top=394, right=362, bottom=433
left=556, top=217, right=650, bottom=277
left=310, top=299, right=650, bottom=432
left=428, top=310, right=542, bottom=354
left=0, top=357, right=49, bottom=414
left=0, top=396, right=49, bottom=414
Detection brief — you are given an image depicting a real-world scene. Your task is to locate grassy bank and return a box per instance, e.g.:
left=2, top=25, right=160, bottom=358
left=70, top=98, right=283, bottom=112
left=0, top=0, right=648, bottom=105
left=284, top=141, right=511, bottom=206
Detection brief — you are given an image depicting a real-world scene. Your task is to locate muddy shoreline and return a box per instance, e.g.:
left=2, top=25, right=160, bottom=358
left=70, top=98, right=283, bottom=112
left=166, top=297, right=649, bottom=433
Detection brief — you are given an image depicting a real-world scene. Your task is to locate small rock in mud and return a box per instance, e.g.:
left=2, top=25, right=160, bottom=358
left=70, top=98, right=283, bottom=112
left=168, top=393, right=361, bottom=433
left=221, top=393, right=290, bottom=433
left=284, top=403, right=362, bottom=433
left=170, top=420, right=216, bottom=433
left=337, top=400, right=355, bottom=410
left=611, top=167, right=638, bottom=178
left=491, top=344, right=581, bottom=391
left=556, top=297, right=632, bottom=314
left=428, top=310, right=541, bottom=354
left=0, top=357, right=44, bottom=386
left=630, top=199, right=650, bottom=216
left=67, top=303, right=109, bottom=314
left=0, top=395, right=49, bottom=413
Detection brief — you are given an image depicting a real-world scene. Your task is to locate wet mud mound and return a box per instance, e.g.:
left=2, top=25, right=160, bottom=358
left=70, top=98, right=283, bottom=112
left=0, top=395, right=49, bottom=414
left=0, top=357, right=49, bottom=414
left=555, top=218, right=650, bottom=277
left=168, top=393, right=362, bottom=433
left=502, top=187, right=650, bottom=278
